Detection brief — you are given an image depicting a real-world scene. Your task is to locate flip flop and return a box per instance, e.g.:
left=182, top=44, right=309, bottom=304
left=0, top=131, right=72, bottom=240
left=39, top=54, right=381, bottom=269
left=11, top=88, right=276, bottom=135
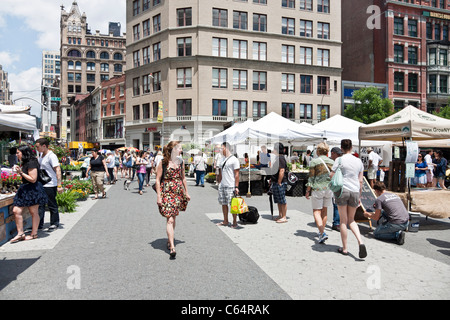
left=359, top=244, right=367, bottom=259
left=337, top=248, right=348, bottom=256
left=276, top=218, right=288, bottom=223
left=216, top=222, right=229, bottom=227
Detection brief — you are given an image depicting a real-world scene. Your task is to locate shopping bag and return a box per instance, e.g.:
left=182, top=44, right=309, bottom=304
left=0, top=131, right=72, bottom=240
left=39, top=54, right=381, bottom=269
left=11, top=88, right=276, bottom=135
left=230, top=196, right=249, bottom=214
left=329, top=157, right=343, bottom=198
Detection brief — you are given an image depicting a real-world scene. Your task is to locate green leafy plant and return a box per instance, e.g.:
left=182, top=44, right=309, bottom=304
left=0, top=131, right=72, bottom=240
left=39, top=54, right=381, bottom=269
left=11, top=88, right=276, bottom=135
left=56, top=190, right=79, bottom=213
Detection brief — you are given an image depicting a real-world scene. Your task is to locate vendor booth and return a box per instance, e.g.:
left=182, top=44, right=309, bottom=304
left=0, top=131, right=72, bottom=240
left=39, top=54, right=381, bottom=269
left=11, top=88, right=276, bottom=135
left=358, top=105, right=450, bottom=218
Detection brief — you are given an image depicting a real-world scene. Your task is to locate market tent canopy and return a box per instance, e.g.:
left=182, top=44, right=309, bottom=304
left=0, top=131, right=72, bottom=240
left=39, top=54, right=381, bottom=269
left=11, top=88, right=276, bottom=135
left=359, top=105, right=450, bottom=141
left=0, top=104, right=31, bottom=114
left=0, top=113, right=40, bottom=140
left=209, top=119, right=254, bottom=145
left=314, top=114, right=363, bottom=144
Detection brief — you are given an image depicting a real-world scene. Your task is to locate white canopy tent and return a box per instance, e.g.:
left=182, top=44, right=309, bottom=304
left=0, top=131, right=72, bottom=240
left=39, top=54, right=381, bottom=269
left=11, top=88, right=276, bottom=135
left=0, top=104, right=31, bottom=114
left=0, top=108, right=40, bottom=140
left=359, top=105, right=450, bottom=141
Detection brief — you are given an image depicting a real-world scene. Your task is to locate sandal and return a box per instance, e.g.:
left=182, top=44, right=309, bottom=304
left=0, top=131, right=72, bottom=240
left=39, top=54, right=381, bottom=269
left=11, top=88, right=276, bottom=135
left=169, top=248, right=176, bottom=258
left=337, top=248, right=348, bottom=256
left=276, top=218, right=288, bottom=223
left=102, top=192, right=107, bottom=198
left=25, top=234, right=38, bottom=241
left=10, top=233, right=26, bottom=244
left=359, top=244, right=367, bottom=259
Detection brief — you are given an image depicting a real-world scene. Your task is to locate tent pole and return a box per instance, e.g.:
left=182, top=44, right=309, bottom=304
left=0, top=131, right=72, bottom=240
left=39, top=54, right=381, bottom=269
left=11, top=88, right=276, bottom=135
left=247, top=138, right=251, bottom=198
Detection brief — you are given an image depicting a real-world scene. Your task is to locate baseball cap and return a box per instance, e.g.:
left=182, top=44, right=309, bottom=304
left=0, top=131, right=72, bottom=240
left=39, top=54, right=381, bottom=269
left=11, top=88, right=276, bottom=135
left=331, top=147, right=342, bottom=155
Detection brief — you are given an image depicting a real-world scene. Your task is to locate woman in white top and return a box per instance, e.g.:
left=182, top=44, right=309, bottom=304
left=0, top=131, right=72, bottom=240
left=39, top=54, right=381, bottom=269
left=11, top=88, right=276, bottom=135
left=330, top=139, right=367, bottom=259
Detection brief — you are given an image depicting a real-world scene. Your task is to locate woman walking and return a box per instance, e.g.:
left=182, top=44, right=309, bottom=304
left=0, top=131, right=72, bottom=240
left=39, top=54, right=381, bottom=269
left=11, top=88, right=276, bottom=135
left=330, top=139, right=367, bottom=258
left=136, top=150, right=148, bottom=195
left=155, top=141, right=190, bottom=258
left=86, top=148, right=109, bottom=199
left=305, top=142, right=334, bottom=243
left=10, top=145, right=48, bottom=243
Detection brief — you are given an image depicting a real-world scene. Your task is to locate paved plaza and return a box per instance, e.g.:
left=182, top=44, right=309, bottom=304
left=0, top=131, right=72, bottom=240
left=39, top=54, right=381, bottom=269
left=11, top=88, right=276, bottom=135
left=1, top=176, right=449, bottom=301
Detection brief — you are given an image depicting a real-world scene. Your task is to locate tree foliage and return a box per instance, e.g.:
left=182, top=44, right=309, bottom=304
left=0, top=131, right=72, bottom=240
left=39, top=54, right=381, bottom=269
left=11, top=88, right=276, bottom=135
left=433, top=105, right=450, bottom=119
left=344, top=87, right=394, bottom=124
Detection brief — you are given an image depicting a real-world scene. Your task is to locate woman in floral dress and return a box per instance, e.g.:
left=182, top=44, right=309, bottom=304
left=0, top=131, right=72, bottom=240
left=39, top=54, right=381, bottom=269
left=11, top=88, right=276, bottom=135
left=155, top=141, right=190, bottom=258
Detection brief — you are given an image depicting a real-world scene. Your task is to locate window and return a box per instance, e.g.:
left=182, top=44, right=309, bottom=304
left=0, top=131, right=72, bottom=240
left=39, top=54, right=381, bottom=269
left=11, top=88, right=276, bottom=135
left=253, top=0, right=267, bottom=4
left=394, top=45, right=404, bottom=63
left=300, top=20, right=313, bottom=37
left=212, top=68, right=227, bottom=88
left=282, top=45, right=295, bottom=63
left=282, top=73, right=295, bottom=92
left=300, top=104, right=312, bottom=119
left=68, top=73, right=74, bottom=82
left=300, top=47, right=312, bottom=65
left=133, top=105, right=140, bottom=120
left=114, top=64, right=123, bottom=73
left=317, top=76, right=330, bottom=94
left=133, top=0, right=140, bottom=16
left=408, top=47, right=417, bottom=65
left=153, top=14, right=161, bottom=33
left=177, top=37, right=192, bottom=56
left=133, top=24, right=140, bottom=41
left=282, top=0, right=295, bottom=8
left=100, top=63, right=109, bottom=72
left=253, top=71, right=267, bottom=91
left=143, top=0, right=150, bottom=11
left=253, top=14, right=267, bottom=32
left=317, top=105, right=330, bottom=120
left=152, top=71, right=161, bottom=91
left=429, top=74, right=437, bottom=93
left=233, top=40, right=248, bottom=59
left=114, top=53, right=123, bottom=60
left=68, top=50, right=81, bottom=57
left=100, top=52, right=109, bottom=59
left=177, top=68, right=192, bottom=88
left=408, top=19, right=417, bottom=37
left=142, top=103, right=150, bottom=119
left=68, top=61, right=74, bottom=70
left=233, top=11, right=248, bottom=30
left=300, top=75, right=313, bottom=94
left=133, top=78, right=140, bottom=96
left=233, top=70, right=247, bottom=90
left=435, top=24, right=441, bottom=40
left=317, top=0, right=330, bottom=13
left=86, top=51, right=96, bottom=59
left=143, top=46, right=150, bottom=64
left=87, top=74, right=95, bottom=83
left=253, top=42, right=267, bottom=60
left=75, top=72, right=81, bottom=82
left=317, top=49, right=330, bottom=67
left=427, top=22, right=433, bottom=40
left=282, top=17, right=295, bottom=35
left=300, top=0, right=312, bottom=11
left=133, top=50, right=140, bottom=68
left=282, top=103, right=295, bottom=119
left=317, top=22, right=330, bottom=39
left=408, top=73, right=418, bottom=92
left=233, top=100, right=247, bottom=117
left=394, top=17, right=404, bottom=35
left=212, top=99, right=227, bottom=116
left=143, top=75, right=151, bottom=94
left=439, top=49, right=448, bottom=66
left=253, top=101, right=267, bottom=118
left=429, top=48, right=436, bottom=65
left=75, top=61, right=82, bottom=70
left=213, top=8, right=228, bottom=27
left=153, top=42, right=161, bottom=61
left=440, top=75, right=448, bottom=93
left=394, top=72, right=404, bottom=91
left=177, top=99, right=192, bottom=116
left=213, top=38, right=227, bottom=57
left=177, top=8, right=192, bottom=27
left=143, top=19, right=151, bottom=37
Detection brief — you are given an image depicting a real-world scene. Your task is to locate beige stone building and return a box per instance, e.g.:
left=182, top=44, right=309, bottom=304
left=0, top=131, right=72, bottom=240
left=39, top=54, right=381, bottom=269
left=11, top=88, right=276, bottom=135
left=126, top=0, right=341, bottom=149
left=0, top=65, right=13, bottom=105
left=59, top=1, right=126, bottom=142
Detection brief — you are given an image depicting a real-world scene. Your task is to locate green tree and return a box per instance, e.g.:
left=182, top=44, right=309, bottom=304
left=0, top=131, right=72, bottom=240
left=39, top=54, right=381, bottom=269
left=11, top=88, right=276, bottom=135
left=344, top=87, right=394, bottom=124
left=432, top=105, right=450, bottom=119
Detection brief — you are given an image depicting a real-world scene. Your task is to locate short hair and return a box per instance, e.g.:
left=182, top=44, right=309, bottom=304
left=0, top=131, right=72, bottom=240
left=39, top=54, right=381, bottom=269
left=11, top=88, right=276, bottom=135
left=373, top=181, right=386, bottom=192
left=341, top=139, right=352, bottom=152
left=274, top=142, right=285, bottom=154
left=35, top=138, right=49, bottom=147
left=316, top=142, right=329, bottom=156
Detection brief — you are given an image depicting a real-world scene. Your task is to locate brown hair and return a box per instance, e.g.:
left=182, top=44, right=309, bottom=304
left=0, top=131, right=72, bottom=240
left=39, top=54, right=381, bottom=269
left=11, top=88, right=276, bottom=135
left=162, top=141, right=180, bottom=166
left=341, top=139, right=352, bottom=152
left=316, top=142, right=329, bottom=156
left=373, top=181, right=386, bottom=192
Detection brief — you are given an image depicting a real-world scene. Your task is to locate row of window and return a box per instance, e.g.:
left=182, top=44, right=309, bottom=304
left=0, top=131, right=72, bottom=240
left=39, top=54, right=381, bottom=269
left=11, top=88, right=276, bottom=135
left=394, top=16, right=450, bottom=41
left=397, top=0, right=447, bottom=10
left=67, top=50, right=124, bottom=60
left=393, top=72, right=419, bottom=92
left=428, top=74, right=449, bottom=94
left=132, top=37, right=331, bottom=67
left=132, top=69, right=332, bottom=95
left=67, top=61, right=123, bottom=73
left=132, top=99, right=329, bottom=120
left=132, top=0, right=160, bottom=16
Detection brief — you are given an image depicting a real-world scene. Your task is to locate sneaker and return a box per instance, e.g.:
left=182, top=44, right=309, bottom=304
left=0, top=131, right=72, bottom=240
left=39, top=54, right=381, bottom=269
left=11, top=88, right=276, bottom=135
left=48, top=224, right=59, bottom=231
left=318, top=232, right=328, bottom=243
left=396, top=230, right=405, bottom=245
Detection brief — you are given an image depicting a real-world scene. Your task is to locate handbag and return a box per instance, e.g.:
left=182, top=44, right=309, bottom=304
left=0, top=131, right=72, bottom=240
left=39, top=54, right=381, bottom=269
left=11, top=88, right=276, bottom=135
left=329, top=157, right=343, bottom=198
left=230, top=196, right=249, bottom=215
left=38, top=168, right=52, bottom=185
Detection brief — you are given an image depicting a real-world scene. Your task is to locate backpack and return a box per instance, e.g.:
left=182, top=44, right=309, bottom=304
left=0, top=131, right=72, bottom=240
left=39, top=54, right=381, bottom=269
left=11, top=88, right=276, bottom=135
left=238, top=206, right=260, bottom=224
left=329, top=157, right=344, bottom=198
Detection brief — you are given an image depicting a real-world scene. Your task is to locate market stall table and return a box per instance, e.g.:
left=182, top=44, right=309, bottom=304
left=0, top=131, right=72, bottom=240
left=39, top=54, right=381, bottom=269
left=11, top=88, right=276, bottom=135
left=0, top=194, right=32, bottom=246
left=394, top=189, right=450, bottom=219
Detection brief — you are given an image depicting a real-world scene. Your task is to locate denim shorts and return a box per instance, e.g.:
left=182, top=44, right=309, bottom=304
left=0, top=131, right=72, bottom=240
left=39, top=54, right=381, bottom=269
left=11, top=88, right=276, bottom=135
left=335, top=189, right=360, bottom=208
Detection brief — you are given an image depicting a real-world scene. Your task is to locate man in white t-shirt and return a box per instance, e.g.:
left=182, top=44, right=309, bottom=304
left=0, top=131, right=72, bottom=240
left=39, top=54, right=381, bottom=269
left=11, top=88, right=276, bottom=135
left=424, top=150, right=434, bottom=187
left=35, top=138, right=63, bottom=231
left=367, top=147, right=382, bottom=188
left=216, top=142, right=240, bottom=228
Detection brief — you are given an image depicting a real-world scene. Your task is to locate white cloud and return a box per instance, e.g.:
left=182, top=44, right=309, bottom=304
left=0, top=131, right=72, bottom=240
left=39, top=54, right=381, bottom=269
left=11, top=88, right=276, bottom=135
left=9, top=67, right=43, bottom=116
left=0, top=51, right=20, bottom=68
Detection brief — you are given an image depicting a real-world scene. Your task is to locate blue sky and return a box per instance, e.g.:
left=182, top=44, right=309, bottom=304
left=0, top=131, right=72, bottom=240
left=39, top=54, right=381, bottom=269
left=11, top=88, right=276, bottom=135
left=0, top=0, right=125, bottom=116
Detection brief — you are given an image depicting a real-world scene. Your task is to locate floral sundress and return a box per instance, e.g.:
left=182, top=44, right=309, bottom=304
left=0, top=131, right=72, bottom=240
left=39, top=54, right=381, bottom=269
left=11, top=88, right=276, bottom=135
left=158, top=165, right=188, bottom=218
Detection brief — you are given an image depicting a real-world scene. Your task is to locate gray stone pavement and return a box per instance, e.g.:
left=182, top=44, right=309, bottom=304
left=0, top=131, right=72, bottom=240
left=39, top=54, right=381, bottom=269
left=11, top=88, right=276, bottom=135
left=1, top=176, right=449, bottom=300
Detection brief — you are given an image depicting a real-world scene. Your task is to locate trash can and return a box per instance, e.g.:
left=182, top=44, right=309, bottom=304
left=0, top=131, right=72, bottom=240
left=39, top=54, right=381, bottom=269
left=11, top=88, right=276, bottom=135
left=408, top=212, right=421, bottom=232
